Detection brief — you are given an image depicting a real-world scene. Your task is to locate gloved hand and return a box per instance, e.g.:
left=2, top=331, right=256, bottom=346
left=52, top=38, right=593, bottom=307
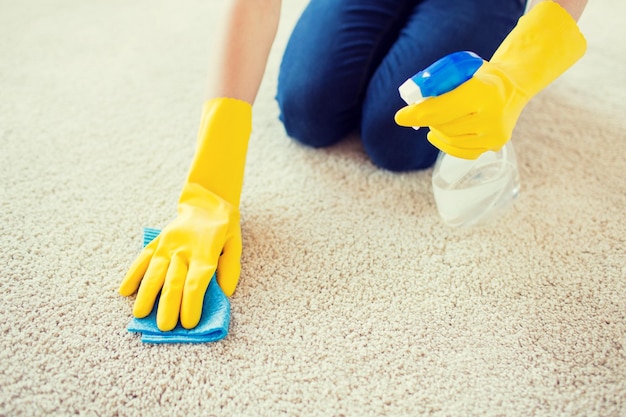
left=395, top=1, right=587, bottom=160
left=119, top=98, right=252, bottom=331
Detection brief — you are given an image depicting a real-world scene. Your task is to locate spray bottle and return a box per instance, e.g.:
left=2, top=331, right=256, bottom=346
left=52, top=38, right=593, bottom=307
left=398, top=51, right=520, bottom=227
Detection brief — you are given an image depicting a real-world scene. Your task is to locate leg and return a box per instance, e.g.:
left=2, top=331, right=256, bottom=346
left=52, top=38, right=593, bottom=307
left=361, top=0, right=527, bottom=171
left=276, top=0, right=417, bottom=148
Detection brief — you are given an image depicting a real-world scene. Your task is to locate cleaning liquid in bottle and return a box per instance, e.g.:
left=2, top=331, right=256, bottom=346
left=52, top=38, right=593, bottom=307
left=398, top=51, right=520, bottom=227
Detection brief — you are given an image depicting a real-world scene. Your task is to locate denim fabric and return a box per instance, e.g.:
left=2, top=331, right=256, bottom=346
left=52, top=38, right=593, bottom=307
left=276, top=0, right=526, bottom=171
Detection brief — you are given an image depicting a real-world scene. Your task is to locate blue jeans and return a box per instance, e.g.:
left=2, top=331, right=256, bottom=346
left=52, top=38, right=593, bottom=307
left=276, top=0, right=526, bottom=171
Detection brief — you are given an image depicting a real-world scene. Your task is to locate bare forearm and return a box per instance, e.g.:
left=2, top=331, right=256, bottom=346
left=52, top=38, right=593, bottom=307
left=529, top=0, right=588, bottom=20
left=205, top=0, right=282, bottom=104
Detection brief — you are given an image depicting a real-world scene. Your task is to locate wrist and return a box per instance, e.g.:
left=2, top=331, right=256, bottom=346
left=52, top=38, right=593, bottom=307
left=491, top=0, right=587, bottom=97
left=178, top=182, right=235, bottom=214
left=185, top=98, right=252, bottom=207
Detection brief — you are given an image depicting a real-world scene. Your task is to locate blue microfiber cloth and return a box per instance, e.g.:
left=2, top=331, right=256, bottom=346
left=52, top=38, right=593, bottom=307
left=126, top=227, right=230, bottom=344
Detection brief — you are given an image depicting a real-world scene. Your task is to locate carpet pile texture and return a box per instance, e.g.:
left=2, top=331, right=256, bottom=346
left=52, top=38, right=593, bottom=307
left=1, top=1, right=624, bottom=416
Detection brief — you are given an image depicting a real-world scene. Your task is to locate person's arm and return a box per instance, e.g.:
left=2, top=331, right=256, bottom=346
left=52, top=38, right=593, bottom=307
left=395, top=0, right=588, bottom=159
left=190, top=0, right=282, bottom=206
left=206, top=0, right=282, bottom=104
left=120, top=0, right=282, bottom=332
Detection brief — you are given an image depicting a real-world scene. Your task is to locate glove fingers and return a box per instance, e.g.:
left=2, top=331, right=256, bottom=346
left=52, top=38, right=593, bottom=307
left=216, top=226, right=242, bottom=297
left=180, top=262, right=216, bottom=329
left=433, top=112, right=481, bottom=137
left=119, top=239, right=157, bottom=296
left=395, top=82, right=477, bottom=128
left=427, top=128, right=486, bottom=160
left=156, top=254, right=188, bottom=331
left=133, top=254, right=170, bottom=318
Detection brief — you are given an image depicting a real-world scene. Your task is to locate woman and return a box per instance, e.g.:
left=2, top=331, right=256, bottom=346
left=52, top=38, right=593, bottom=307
left=119, top=0, right=588, bottom=332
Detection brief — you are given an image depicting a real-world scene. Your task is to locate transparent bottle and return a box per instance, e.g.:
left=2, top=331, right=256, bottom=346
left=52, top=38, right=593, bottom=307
left=431, top=142, right=520, bottom=227
left=399, top=51, right=520, bottom=227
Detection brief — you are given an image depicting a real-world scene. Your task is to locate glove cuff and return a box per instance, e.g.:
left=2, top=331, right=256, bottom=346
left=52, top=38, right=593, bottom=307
left=489, top=0, right=587, bottom=97
left=185, top=97, right=253, bottom=207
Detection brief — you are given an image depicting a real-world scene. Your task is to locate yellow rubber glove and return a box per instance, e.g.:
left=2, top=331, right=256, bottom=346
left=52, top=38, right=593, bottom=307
left=395, top=1, right=587, bottom=160
left=119, top=98, right=252, bottom=331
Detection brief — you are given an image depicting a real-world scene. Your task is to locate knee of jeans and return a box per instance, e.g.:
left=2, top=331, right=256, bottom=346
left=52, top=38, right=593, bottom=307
left=276, top=89, right=347, bottom=148
left=362, top=118, right=439, bottom=172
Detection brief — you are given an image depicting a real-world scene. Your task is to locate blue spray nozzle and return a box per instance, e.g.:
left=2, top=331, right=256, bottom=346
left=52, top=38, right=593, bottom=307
left=410, top=51, right=484, bottom=98
left=399, top=51, right=484, bottom=105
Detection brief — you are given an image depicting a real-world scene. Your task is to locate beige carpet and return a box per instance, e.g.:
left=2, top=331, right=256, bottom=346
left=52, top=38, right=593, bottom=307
left=1, top=0, right=625, bottom=416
